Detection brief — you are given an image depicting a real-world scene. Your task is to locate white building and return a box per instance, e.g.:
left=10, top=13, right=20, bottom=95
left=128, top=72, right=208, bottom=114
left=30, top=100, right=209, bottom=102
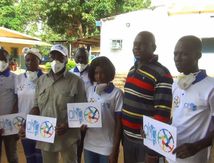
left=100, top=3, right=214, bottom=76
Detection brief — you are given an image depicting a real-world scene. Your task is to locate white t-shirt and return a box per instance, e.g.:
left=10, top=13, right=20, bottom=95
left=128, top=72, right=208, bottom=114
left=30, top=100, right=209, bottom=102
left=0, top=71, right=16, bottom=115
left=84, top=83, right=123, bottom=155
left=168, top=75, right=214, bottom=163
left=70, top=66, right=91, bottom=90
left=15, top=73, right=38, bottom=114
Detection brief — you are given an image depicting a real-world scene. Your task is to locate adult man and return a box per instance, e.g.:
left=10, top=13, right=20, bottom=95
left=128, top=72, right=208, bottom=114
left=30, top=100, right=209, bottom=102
left=70, top=47, right=91, bottom=90
left=122, top=31, right=173, bottom=163
left=70, top=47, right=91, bottom=163
left=23, top=44, right=86, bottom=163
left=168, top=35, right=214, bottom=163
left=0, top=48, right=18, bottom=163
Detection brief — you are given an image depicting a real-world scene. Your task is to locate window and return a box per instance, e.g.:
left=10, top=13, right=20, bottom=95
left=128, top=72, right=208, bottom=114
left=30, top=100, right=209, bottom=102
left=202, top=38, right=214, bottom=53
left=111, top=40, right=122, bottom=50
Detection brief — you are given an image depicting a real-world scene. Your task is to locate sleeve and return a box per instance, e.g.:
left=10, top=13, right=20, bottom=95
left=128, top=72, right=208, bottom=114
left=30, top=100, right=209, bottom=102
left=14, top=74, right=18, bottom=95
left=114, top=88, right=124, bottom=113
left=75, top=78, right=87, bottom=103
left=33, top=80, right=39, bottom=108
left=208, top=88, right=214, bottom=116
left=153, top=71, right=173, bottom=123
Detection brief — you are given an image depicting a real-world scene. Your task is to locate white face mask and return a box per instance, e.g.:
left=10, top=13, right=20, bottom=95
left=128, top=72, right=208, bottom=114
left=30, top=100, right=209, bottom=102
left=177, top=73, right=197, bottom=90
left=26, top=71, right=38, bottom=81
left=51, top=60, right=65, bottom=74
left=76, top=63, right=87, bottom=72
left=95, top=83, right=107, bottom=95
left=0, top=60, right=9, bottom=72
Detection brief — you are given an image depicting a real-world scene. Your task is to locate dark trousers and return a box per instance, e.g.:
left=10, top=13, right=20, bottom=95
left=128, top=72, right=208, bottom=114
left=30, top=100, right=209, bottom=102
left=123, top=134, right=146, bottom=163
left=0, top=135, right=18, bottom=163
left=22, top=139, right=42, bottom=163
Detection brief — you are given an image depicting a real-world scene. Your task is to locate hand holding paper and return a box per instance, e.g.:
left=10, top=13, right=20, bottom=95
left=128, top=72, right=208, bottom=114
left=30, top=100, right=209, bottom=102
left=173, top=143, right=198, bottom=159
left=56, top=123, right=68, bottom=135
left=18, top=125, right=26, bottom=139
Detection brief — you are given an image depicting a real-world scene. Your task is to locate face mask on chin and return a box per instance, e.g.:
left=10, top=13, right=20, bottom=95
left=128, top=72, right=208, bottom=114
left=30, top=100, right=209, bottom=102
left=177, top=73, right=198, bottom=90
left=95, top=83, right=108, bottom=95
left=51, top=60, right=65, bottom=74
left=76, top=63, right=87, bottom=72
left=0, top=60, right=9, bottom=72
left=26, top=71, right=38, bottom=81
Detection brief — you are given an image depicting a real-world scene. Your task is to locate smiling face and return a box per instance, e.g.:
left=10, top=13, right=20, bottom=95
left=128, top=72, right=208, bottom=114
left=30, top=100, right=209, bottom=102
left=25, top=53, right=40, bottom=71
left=132, top=31, right=156, bottom=62
left=174, top=36, right=201, bottom=75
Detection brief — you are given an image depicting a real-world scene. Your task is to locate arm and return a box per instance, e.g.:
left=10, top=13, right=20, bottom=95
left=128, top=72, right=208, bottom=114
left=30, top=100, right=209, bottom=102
left=12, top=94, right=18, bottom=113
left=153, top=72, right=173, bottom=123
left=174, top=88, right=214, bottom=158
left=109, top=113, right=122, bottom=163
left=173, top=130, right=214, bottom=159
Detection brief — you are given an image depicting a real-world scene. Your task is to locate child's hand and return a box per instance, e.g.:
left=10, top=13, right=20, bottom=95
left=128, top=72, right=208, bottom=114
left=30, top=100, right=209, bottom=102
left=140, top=126, right=146, bottom=138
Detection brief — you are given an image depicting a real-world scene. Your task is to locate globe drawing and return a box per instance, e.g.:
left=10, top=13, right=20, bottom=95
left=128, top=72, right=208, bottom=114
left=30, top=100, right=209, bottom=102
left=84, top=106, right=100, bottom=123
left=40, top=121, right=54, bottom=138
left=158, top=129, right=175, bottom=153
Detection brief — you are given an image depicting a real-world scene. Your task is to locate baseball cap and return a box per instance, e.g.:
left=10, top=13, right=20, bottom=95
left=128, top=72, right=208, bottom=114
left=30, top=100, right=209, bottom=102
left=50, top=44, right=68, bottom=57
left=23, top=47, right=42, bottom=60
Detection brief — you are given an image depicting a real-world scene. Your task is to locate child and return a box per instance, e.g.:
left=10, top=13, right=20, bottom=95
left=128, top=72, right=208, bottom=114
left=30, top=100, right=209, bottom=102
left=16, top=48, right=43, bottom=163
left=168, top=35, right=214, bottom=163
left=83, top=56, right=123, bottom=163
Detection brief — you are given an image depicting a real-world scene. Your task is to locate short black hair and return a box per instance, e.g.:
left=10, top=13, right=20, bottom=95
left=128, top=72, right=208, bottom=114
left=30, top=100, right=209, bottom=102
left=75, top=47, right=88, bottom=57
left=178, top=35, right=202, bottom=53
left=0, top=48, right=9, bottom=61
left=137, top=31, right=156, bottom=43
left=88, top=56, right=115, bottom=83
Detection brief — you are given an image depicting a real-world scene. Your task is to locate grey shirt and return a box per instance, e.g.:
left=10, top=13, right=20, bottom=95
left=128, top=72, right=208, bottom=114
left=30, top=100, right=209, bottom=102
left=0, top=71, right=16, bottom=115
left=34, top=70, right=86, bottom=152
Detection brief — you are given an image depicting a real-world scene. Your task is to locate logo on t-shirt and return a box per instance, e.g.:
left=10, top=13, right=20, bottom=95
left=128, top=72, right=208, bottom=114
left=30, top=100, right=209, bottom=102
left=173, top=96, right=180, bottom=108
left=184, top=102, right=197, bottom=111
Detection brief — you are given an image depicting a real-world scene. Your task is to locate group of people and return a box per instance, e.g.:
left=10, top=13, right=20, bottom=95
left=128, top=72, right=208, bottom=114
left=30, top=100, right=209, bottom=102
left=0, top=30, right=214, bottom=163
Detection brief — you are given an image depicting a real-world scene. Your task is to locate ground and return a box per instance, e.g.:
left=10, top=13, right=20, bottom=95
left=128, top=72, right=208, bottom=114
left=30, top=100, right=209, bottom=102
left=2, top=140, right=124, bottom=163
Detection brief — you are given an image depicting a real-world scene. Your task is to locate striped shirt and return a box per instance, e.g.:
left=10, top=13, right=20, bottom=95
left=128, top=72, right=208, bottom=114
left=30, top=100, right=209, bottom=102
left=122, top=58, right=173, bottom=139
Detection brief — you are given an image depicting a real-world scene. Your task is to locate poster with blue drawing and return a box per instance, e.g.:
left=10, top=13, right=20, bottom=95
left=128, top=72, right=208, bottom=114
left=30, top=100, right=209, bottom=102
left=26, top=115, right=57, bottom=143
left=0, top=113, right=26, bottom=136
left=67, top=102, right=102, bottom=128
left=143, top=116, right=177, bottom=161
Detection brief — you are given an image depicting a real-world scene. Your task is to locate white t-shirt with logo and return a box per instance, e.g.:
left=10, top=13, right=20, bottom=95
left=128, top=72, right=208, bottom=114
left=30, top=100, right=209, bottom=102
left=83, top=84, right=123, bottom=156
left=70, top=66, right=91, bottom=91
left=15, top=73, right=37, bottom=114
left=168, top=76, right=214, bottom=163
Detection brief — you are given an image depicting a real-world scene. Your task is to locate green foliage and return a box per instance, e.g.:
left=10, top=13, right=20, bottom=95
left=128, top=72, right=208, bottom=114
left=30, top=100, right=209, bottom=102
left=0, top=0, right=151, bottom=43
left=66, top=59, right=76, bottom=71
left=44, top=62, right=51, bottom=71
left=44, top=59, right=76, bottom=72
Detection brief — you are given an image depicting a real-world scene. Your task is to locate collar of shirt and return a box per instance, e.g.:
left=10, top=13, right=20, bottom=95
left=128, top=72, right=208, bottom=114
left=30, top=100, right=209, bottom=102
left=192, top=69, right=207, bottom=85
left=0, top=68, right=10, bottom=77
left=134, top=54, right=158, bottom=69
left=48, top=68, right=69, bottom=80
left=24, top=69, right=43, bottom=78
left=73, top=65, right=89, bottom=74
left=94, top=82, right=115, bottom=94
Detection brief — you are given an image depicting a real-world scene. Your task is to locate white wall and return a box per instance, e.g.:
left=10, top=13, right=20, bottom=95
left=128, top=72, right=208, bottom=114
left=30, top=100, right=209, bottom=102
left=100, top=8, right=214, bottom=76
